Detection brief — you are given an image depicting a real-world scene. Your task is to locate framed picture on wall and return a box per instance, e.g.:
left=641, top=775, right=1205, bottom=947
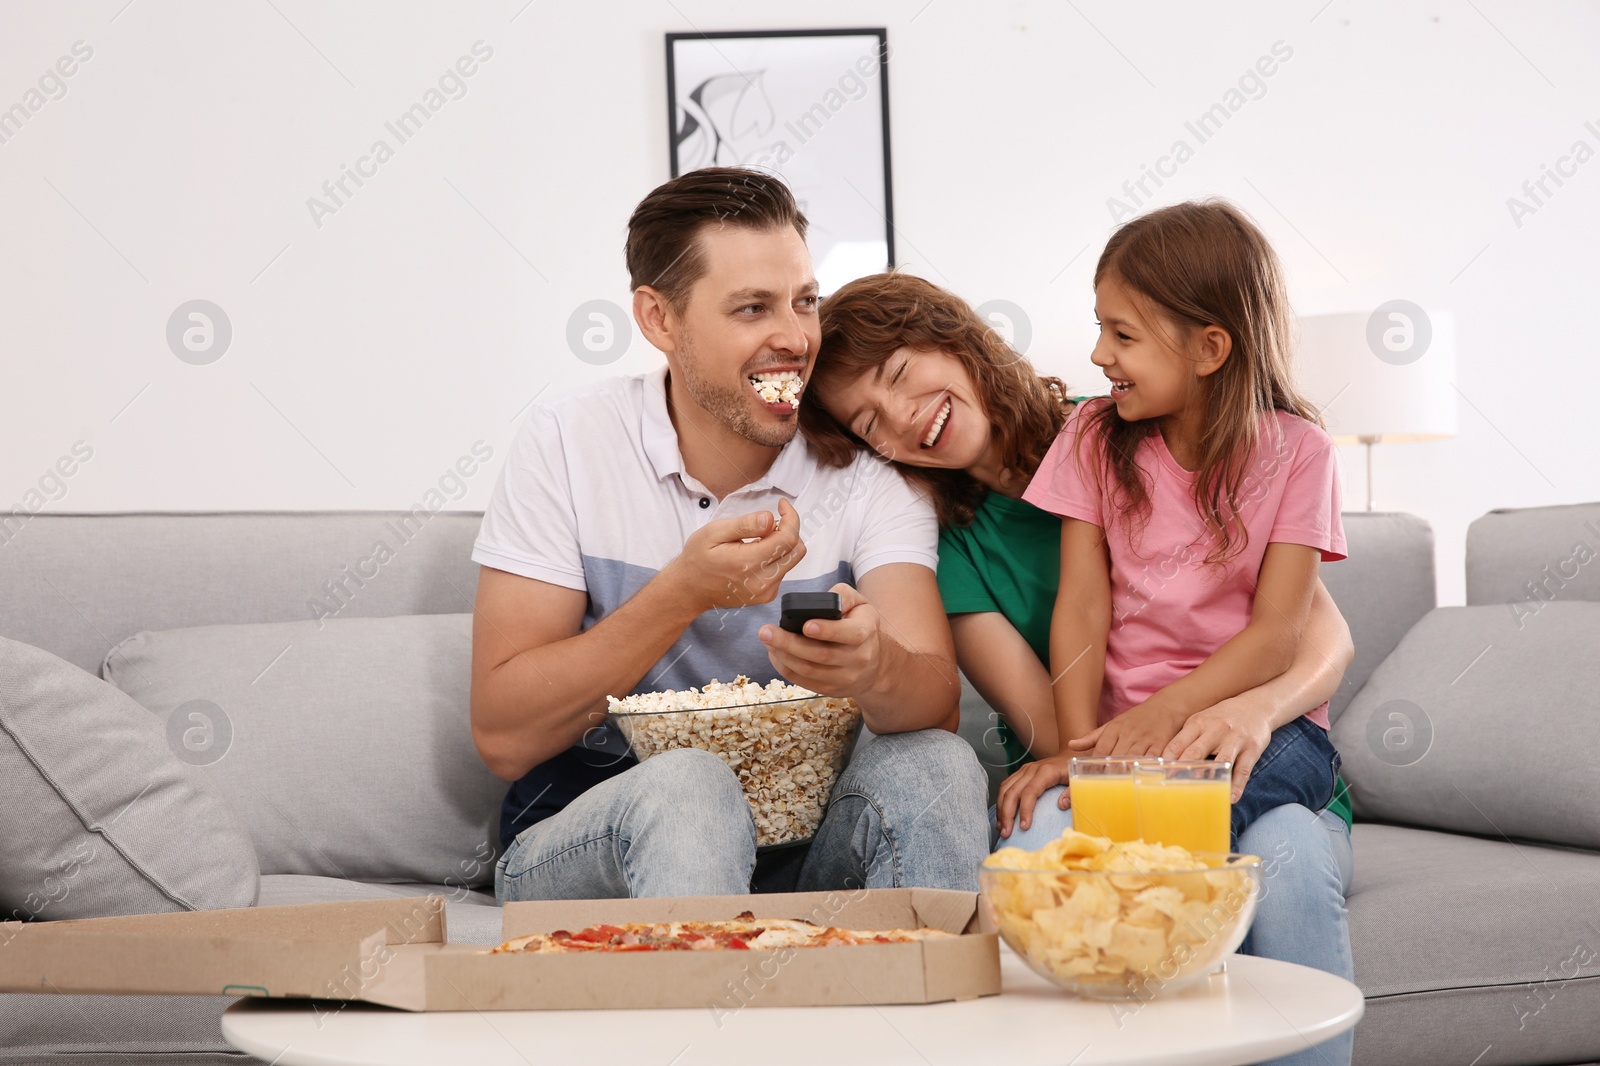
left=666, top=28, right=894, bottom=295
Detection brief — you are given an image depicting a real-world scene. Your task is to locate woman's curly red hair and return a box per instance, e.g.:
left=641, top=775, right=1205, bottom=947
left=801, top=272, right=1072, bottom=528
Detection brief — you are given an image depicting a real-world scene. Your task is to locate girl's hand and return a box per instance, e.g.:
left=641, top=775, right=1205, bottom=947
left=995, top=753, right=1073, bottom=838
left=1066, top=699, right=1188, bottom=757
left=1160, top=694, right=1274, bottom=802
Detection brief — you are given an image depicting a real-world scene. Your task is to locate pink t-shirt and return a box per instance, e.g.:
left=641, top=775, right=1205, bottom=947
left=1022, top=399, right=1346, bottom=730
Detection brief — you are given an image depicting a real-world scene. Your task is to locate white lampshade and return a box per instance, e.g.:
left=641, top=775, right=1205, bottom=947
left=1295, top=311, right=1458, bottom=443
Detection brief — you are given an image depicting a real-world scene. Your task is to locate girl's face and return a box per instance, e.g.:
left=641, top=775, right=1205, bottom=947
left=1090, top=275, right=1204, bottom=423
left=819, top=346, right=989, bottom=469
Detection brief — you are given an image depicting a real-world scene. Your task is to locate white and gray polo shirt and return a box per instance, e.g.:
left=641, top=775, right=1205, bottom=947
left=472, top=366, right=937, bottom=844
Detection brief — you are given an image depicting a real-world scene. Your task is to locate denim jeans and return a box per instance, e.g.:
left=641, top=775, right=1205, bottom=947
left=495, top=730, right=990, bottom=901
left=1237, top=804, right=1354, bottom=1066
left=995, top=798, right=1353, bottom=1066
left=1229, top=716, right=1341, bottom=843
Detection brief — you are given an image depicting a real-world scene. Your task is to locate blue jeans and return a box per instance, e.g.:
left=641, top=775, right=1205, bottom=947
left=996, top=797, right=1353, bottom=1066
left=1237, top=804, right=1354, bottom=1066
left=495, top=730, right=991, bottom=900
left=1229, top=716, right=1341, bottom=843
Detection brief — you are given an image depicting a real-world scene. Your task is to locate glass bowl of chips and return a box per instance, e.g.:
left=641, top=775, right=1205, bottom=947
left=980, top=830, right=1262, bottom=999
left=608, top=676, right=863, bottom=848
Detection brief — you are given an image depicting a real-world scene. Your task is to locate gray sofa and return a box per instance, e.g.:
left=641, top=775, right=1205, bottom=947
left=1, top=505, right=1597, bottom=1065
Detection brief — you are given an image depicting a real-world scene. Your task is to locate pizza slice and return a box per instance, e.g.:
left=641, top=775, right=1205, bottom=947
left=486, top=911, right=954, bottom=954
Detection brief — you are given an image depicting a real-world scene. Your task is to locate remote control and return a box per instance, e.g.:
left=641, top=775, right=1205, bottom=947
left=779, top=591, right=843, bottom=634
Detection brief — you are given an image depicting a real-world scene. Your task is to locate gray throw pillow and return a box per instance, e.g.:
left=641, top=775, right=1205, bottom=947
left=0, top=637, right=259, bottom=921
left=1331, top=602, right=1600, bottom=849
left=102, top=614, right=506, bottom=886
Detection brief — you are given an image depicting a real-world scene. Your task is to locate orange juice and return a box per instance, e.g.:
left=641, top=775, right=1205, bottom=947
left=1132, top=778, right=1232, bottom=853
left=1067, top=774, right=1139, bottom=842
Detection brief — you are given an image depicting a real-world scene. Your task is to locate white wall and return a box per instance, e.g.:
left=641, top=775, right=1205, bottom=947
left=3, top=0, right=1597, bottom=604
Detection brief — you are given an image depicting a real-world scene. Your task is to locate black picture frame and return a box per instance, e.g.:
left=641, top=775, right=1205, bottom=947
left=665, top=28, right=895, bottom=290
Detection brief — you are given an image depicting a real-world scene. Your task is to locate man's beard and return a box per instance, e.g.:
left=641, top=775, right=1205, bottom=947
left=675, top=333, right=798, bottom=449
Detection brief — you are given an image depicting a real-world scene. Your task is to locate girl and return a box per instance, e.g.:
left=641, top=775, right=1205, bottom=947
left=806, top=236, right=1354, bottom=1066
left=1003, top=201, right=1346, bottom=847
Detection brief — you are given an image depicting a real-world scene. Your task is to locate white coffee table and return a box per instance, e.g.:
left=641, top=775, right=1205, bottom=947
left=223, top=946, right=1362, bottom=1066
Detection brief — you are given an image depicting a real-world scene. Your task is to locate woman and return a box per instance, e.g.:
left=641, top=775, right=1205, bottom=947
left=801, top=272, right=1355, bottom=1066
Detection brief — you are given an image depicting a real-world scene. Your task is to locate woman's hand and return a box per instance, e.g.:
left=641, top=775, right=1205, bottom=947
left=1066, top=699, right=1188, bottom=757
left=1160, top=693, right=1275, bottom=802
left=995, top=752, right=1073, bottom=838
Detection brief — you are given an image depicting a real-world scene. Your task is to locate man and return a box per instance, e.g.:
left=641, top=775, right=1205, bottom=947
left=469, top=167, right=987, bottom=900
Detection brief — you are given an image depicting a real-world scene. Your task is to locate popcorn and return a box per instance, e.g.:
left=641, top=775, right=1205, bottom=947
left=609, top=676, right=861, bottom=847
left=749, top=370, right=804, bottom=406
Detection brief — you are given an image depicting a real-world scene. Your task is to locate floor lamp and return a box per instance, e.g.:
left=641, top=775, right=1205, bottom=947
left=1296, top=310, right=1457, bottom=511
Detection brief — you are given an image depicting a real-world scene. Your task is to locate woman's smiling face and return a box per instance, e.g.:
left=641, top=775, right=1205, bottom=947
left=818, top=346, right=991, bottom=470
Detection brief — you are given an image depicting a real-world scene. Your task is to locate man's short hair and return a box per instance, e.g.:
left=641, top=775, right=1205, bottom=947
left=625, top=167, right=809, bottom=310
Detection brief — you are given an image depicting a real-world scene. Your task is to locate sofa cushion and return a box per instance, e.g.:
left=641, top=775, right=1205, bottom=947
left=1320, top=512, right=1436, bottom=723
left=102, top=614, right=506, bottom=885
left=1331, top=602, right=1600, bottom=849
left=0, top=512, right=484, bottom=676
left=1465, top=500, right=1600, bottom=608
left=1348, top=823, right=1600, bottom=1066
left=0, top=637, right=259, bottom=922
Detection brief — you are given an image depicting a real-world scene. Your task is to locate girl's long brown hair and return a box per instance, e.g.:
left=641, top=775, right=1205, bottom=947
left=1084, top=199, right=1322, bottom=564
left=801, top=272, right=1072, bottom=528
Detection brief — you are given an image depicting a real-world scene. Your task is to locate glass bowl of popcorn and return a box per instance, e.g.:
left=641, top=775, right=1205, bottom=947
left=979, top=830, right=1262, bottom=999
left=608, top=676, right=863, bottom=847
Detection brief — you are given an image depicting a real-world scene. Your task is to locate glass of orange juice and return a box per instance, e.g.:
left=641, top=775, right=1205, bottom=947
left=1132, top=760, right=1232, bottom=853
left=1066, top=757, right=1149, bottom=842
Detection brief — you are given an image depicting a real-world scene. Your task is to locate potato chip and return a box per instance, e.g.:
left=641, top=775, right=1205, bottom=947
left=1110, top=920, right=1169, bottom=971
left=1029, top=908, right=1072, bottom=941
left=1123, top=902, right=1173, bottom=930
left=980, top=828, right=1261, bottom=997
left=1131, top=885, right=1186, bottom=919
left=1041, top=830, right=1109, bottom=864
left=1069, top=878, right=1122, bottom=921
left=989, top=845, right=1044, bottom=870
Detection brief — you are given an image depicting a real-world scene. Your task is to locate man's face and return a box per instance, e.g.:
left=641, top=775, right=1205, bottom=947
left=669, top=224, right=820, bottom=448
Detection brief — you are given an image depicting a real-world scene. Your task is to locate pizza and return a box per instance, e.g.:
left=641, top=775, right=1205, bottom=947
left=487, top=911, right=954, bottom=954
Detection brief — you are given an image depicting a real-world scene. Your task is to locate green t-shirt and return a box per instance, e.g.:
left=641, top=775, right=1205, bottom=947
left=938, top=491, right=1062, bottom=664
left=938, top=492, right=1061, bottom=772
left=935, top=488, right=1354, bottom=829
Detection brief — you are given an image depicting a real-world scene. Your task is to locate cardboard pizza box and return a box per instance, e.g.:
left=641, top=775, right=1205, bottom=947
left=0, top=888, right=1000, bottom=1011
left=0, top=895, right=457, bottom=1010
